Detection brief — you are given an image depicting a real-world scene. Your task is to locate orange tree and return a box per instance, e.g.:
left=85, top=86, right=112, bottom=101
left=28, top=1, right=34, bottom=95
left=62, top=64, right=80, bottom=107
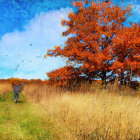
left=45, top=0, right=139, bottom=88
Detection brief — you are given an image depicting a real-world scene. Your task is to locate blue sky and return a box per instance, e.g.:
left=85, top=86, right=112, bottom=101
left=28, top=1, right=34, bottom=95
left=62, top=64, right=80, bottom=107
left=0, top=0, right=139, bottom=80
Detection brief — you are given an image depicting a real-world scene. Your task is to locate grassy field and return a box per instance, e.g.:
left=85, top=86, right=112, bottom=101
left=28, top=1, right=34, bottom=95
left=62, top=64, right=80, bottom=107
left=0, top=83, right=140, bottom=140
left=0, top=91, right=64, bottom=140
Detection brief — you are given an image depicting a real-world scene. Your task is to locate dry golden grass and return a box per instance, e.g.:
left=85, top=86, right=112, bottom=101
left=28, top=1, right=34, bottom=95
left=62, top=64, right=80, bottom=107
left=21, top=83, right=140, bottom=140
left=22, top=83, right=63, bottom=102
left=38, top=92, right=140, bottom=140
left=0, top=82, right=12, bottom=94
left=1, top=82, right=140, bottom=139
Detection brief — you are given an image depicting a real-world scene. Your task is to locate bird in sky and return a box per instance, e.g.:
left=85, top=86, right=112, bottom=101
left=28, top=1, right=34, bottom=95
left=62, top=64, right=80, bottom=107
left=36, top=55, right=42, bottom=59
left=15, top=65, right=19, bottom=71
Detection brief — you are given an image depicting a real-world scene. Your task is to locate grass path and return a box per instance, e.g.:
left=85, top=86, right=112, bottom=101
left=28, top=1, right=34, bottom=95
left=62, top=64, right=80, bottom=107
left=0, top=92, right=59, bottom=140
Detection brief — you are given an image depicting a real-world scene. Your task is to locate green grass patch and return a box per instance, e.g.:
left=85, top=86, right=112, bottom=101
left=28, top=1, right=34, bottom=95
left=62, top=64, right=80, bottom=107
left=0, top=92, right=58, bottom=140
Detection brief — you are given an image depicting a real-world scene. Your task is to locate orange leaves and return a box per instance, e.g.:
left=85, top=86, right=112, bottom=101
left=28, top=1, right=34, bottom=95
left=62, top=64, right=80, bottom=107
left=112, top=24, right=140, bottom=73
left=45, top=0, right=140, bottom=87
left=72, top=1, right=84, bottom=8
left=47, top=66, right=82, bottom=86
left=0, top=78, right=46, bottom=86
left=126, top=55, right=140, bottom=70
left=47, top=66, right=80, bottom=80
left=46, top=46, right=62, bottom=58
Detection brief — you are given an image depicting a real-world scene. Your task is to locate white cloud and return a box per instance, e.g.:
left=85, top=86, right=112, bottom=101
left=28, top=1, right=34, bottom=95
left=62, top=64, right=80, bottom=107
left=0, top=8, right=72, bottom=80
left=13, top=72, right=44, bottom=80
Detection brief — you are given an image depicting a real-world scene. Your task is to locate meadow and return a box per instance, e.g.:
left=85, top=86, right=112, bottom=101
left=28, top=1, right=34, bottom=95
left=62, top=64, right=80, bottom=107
left=0, top=82, right=140, bottom=140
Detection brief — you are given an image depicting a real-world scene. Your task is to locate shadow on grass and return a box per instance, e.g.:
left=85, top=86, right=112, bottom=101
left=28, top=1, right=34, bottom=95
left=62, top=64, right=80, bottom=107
left=17, top=100, right=23, bottom=103
left=15, top=101, right=24, bottom=104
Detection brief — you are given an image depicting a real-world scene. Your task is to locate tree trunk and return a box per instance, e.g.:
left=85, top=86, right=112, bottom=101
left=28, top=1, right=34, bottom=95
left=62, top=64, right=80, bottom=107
left=101, top=71, right=107, bottom=89
left=119, top=70, right=125, bottom=88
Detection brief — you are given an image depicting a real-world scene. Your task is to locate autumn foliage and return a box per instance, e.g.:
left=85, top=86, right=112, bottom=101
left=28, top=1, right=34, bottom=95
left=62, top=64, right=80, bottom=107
left=0, top=78, right=47, bottom=86
left=45, top=0, right=140, bottom=88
